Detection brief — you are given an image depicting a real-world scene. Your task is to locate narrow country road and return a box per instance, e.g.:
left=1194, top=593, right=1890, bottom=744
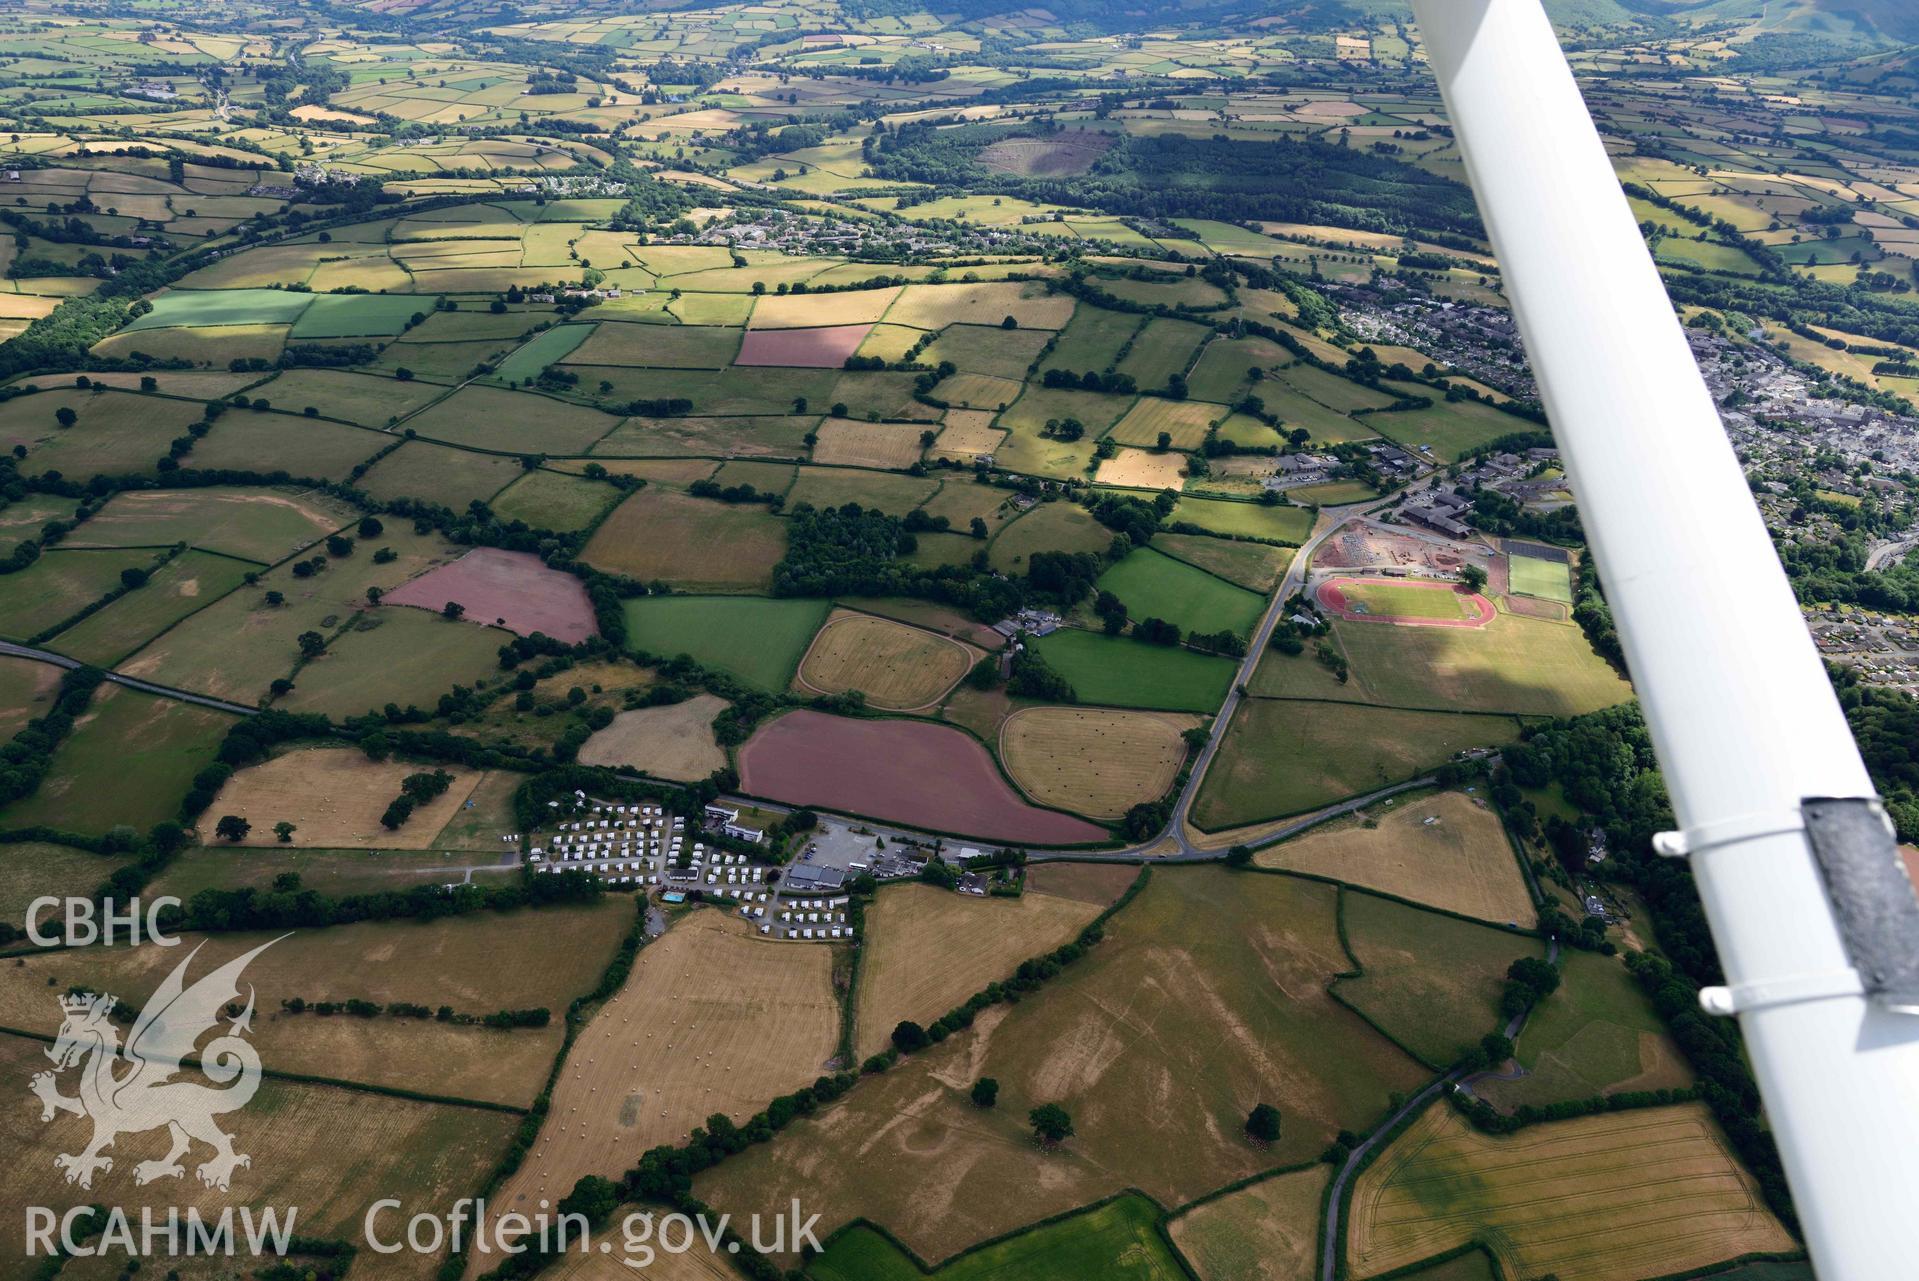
left=1319, top=939, right=1561, bottom=1281
left=0, top=639, right=261, bottom=717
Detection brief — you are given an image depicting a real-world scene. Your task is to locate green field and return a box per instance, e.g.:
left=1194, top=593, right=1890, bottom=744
left=1477, top=948, right=1693, bottom=1110
left=289, top=293, right=436, bottom=339
left=1168, top=496, right=1312, bottom=544
left=489, top=468, right=624, bottom=532
left=191, top=412, right=389, bottom=481
left=1337, top=580, right=1476, bottom=620
left=1096, top=547, right=1265, bottom=637
left=1335, top=890, right=1539, bottom=1067
left=0, top=841, right=130, bottom=932
left=491, top=322, right=596, bottom=384
left=1031, top=629, right=1236, bottom=713
left=623, top=595, right=830, bottom=690
left=0, top=548, right=158, bottom=641
left=1508, top=552, right=1573, bottom=603
left=45, top=550, right=254, bottom=665
left=124, top=288, right=315, bottom=330
left=357, top=441, right=523, bottom=509
left=0, top=683, right=235, bottom=834
left=1193, top=700, right=1521, bottom=829
left=988, top=501, right=1115, bottom=571
left=809, top=1195, right=1185, bottom=1281
left=1330, top=612, right=1634, bottom=718
left=1366, top=397, right=1523, bottom=462
left=1040, top=305, right=1143, bottom=375
left=1149, top=532, right=1293, bottom=593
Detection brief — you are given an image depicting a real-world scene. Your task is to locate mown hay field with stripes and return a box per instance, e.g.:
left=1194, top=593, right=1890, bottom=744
left=1347, top=1102, right=1795, bottom=1281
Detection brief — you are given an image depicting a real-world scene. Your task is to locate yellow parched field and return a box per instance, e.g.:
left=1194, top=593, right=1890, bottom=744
left=1257, top=791, right=1535, bottom=926
left=0, top=905, right=635, bottom=1107
left=1095, top=447, right=1189, bottom=491
left=931, top=409, right=1007, bottom=461
left=795, top=610, right=977, bottom=710
left=1347, top=1102, right=1796, bottom=1281
left=0, top=1038, right=516, bottom=1281
left=1000, top=706, right=1199, bottom=819
left=810, top=418, right=928, bottom=469
left=206, top=746, right=484, bottom=849
left=578, top=693, right=730, bottom=781
left=851, top=880, right=1108, bottom=1059
left=750, top=286, right=901, bottom=328
left=486, top=911, right=839, bottom=1229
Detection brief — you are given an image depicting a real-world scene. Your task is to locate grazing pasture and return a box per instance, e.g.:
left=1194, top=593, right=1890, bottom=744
left=887, top=281, right=1074, bottom=330
left=1170, top=496, right=1313, bottom=543
left=1107, top=395, right=1223, bottom=451
left=356, top=441, right=523, bottom=509
left=1097, top=547, right=1265, bottom=637
left=278, top=607, right=510, bottom=720
left=486, top=912, right=839, bottom=1233
left=622, top=596, right=830, bottom=690
left=738, top=710, right=1108, bottom=843
left=0, top=547, right=159, bottom=640
left=12, top=389, right=209, bottom=479
left=383, top=547, right=598, bottom=643
left=1169, top=1165, right=1331, bottom=1281
left=1347, top=1103, right=1795, bottom=1281
left=489, top=468, right=625, bottom=533
left=400, top=384, right=616, bottom=454
left=0, top=684, right=234, bottom=834
left=191, top=412, right=387, bottom=480
left=1030, top=630, right=1237, bottom=713
left=852, top=881, right=1109, bottom=1059
left=811, top=1194, right=1185, bottom=1281
left=699, top=867, right=1424, bottom=1263
left=1117, top=317, right=1212, bottom=389
left=1193, top=700, right=1520, bottom=829
left=207, top=746, right=484, bottom=848
left=577, top=693, right=730, bottom=781
left=253, top=368, right=445, bottom=425
left=583, top=488, right=788, bottom=591
left=1258, top=791, right=1534, bottom=925
left=796, top=611, right=977, bottom=709
left=988, top=501, right=1113, bottom=571
left=1151, top=532, right=1293, bottom=592
left=289, top=293, right=433, bottom=338
left=490, top=322, right=596, bottom=383
left=1336, top=890, right=1538, bottom=1066
left=46, top=550, right=254, bottom=666
left=785, top=467, right=937, bottom=514
left=1475, top=949, right=1693, bottom=1111
left=0, top=840, right=127, bottom=933
left=122, top=287, right=313, bottom=330
left=64, top=487, right=354, bottom=564
left=1041, top=305, right=1142, bottom=374
left=563, top=321, right=740, bottom=368
left=1000, top=706, right=1198, bottom=819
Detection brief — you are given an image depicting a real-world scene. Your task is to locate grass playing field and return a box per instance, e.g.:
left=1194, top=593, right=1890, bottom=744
left=622, top=595, right=830, bottom=690
left=1508, top=551, right=1574, bottom=603
left=1257, top=791, right=1535, bottom=926
left=1334, top=579, right=1478, bottom=620
left=1096, top=546, right=1266, bottom=638
left=1030, top=629, right=1237, bottom=713
left=1329, top=612, right=1634, bottom=719
left=1347, top=1102, right=1795, bottom=1281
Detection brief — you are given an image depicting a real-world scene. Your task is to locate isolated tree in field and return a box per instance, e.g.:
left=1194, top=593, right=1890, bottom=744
left=1246, top=1103, right=1282, bottom=1143
left=273, top=821, right=296, bottom=843
left=55, top=406, right=77, bottom=428
left=442, top=600, right=465, bottom=620
left=970, top=516, right=989, bottom=539
left=891, top=1020, right=928, bottom=1052
left=971, top=1077, right=999, bottom=1108
left=1030, top=1103, right=1074, bottom=1146
left=1459, top=563, right=1488, bottom=593
left=365, top=586, right=383, bottom=605
left=358, top=516, right=383, bottom=538
left=793, top=396, right=808, bottom=414
left=1156, top=430, right=1173, bottom=452
left=214, top=815, right=250, bottom=843
left=296, top=630, right=325, bottom=659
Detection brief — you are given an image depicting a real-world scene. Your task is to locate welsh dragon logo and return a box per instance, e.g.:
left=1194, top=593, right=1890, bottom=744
left=29, top=937, right=283, bottom=1191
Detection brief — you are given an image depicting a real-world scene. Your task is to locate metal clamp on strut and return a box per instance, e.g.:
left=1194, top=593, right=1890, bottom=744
left=1654, top=797, right=1919, bottom=1017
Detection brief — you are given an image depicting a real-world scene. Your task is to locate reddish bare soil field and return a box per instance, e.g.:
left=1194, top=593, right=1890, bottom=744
left=383, top=547, right=597, bottom=643
left=734, top=324, right=873, bottom=368
left=737, top=709, right=1107, bottom=844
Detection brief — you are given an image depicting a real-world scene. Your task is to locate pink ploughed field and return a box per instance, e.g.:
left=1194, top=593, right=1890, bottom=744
left=738, top=709, right=1107, bottom=844
left=383, top=547, right=598, bottom=643
left=734, top=324, right=873, bottom=367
